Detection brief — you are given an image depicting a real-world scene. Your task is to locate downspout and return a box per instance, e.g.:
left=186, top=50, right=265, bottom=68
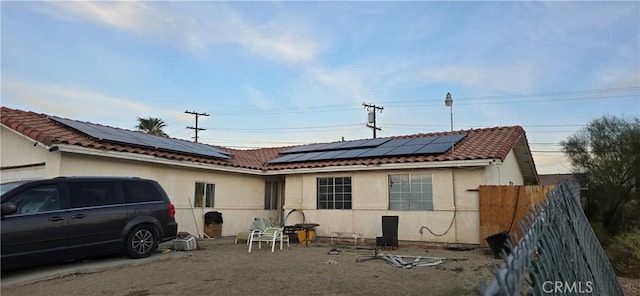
left=489, top=159, right=502, bottom=185
left=452, top=167, right=458, bottom=242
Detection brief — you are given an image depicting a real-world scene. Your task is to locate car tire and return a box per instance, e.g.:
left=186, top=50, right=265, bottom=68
left=126, top=225, right=157, bottom=259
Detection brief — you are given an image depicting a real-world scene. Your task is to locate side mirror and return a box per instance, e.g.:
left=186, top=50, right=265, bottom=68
left=1, top=203, right=17, bottom=216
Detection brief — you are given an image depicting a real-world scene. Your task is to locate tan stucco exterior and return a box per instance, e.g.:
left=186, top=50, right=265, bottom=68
left=0, top=126, right=61, bottom=180
left=1, top=125, right=529, bottom=245
left=281, top=167, right=492, bottom=244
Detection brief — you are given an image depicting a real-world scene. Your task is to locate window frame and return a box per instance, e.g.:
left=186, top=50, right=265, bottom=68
left=67, top=181, right=123, bottom=208
left=388, top=173, right=433, bottom=211
left=194, top=182, right=215, bottom=208
left=316, top=176, right=352, bottom=210
left=6, top=184, right=61, bottom=214
left=264, top=181, right=281, bottom=210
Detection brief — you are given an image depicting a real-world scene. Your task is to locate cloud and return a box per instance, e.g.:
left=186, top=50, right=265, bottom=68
left=288, top=57, right=423, bottom=108
left=1, top=80, right=177, bottom=128
left=41, top=2, right=321, bottom=64
left=244, top=85, right=274, bottom=110
left=533, top=153, right=573, bottom=174
left=43, top=2, right=156, bottom=32
left=422, top=62, right=540, bottom=94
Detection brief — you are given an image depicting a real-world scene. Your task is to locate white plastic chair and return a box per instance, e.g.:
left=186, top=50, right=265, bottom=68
left=235, top=217, right=270, bottom=244
left=248, top=227, right=289, bottom=252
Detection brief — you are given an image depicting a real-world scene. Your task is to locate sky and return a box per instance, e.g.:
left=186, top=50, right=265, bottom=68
left=1, top=1, right=639, bottom=175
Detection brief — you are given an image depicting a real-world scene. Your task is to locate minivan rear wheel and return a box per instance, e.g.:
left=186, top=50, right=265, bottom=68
left=126, top=225, right=157, bottom=259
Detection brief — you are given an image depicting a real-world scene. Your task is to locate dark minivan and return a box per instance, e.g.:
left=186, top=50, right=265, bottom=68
left=1, top=176, right=178, bottom=271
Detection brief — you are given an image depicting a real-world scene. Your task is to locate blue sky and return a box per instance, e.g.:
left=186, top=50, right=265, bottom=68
left=1, top=1, right=639, bottom=174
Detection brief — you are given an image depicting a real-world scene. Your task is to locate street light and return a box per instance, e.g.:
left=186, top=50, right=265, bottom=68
left=444, top=92, right=454, bottom=155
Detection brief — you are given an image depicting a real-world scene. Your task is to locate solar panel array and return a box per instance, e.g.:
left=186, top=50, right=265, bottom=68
left=269, top=134, right=466, bottom=164
left=51, top=117, right=232, bottom=160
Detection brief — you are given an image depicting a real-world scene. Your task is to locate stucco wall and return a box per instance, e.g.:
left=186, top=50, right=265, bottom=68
left=282, top=167, right=489, bottom=244
left=2, top=126, right=529, bottom=245
left=485, top=150, right=525, bottom=185
left=1, top=128, right=271, bottom=236
left=56, top=153, right=271, bottom=236
left=0, top=127, right=61, bottom=181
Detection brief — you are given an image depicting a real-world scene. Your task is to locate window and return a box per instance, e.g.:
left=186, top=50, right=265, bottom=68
left=264, top=181, right=280, bottom=210
left=317, top=177, right=352, bottom=209
left=10, top=184, right=60, bottom=214
left=122, top=181, right=162, bottom=203
left=389, top=174, right=433, bottom=211
left=68, top=181, right=122, bottom=208
left=194, top=182, right=215, bottom=208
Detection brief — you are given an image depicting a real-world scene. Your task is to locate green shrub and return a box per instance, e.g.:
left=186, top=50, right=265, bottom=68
left=607, top=229, right=640, bottom=278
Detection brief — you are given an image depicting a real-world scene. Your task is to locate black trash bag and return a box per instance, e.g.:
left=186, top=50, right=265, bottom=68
left=204, top=211, right=223, bottom=225
left=486, top=231, right=510, bottom=259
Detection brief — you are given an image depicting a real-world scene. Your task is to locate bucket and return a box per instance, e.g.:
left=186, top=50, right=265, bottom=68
left=486, top=231, right=510, bottom=258
left=297, top=229, right=315, bottom=244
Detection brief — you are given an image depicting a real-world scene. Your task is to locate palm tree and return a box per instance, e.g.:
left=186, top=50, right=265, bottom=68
left=136, top=117, right=169, bottom=137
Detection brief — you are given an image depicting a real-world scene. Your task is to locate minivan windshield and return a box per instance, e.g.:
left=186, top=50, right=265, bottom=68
left=0, top=181, right=28, bottom=197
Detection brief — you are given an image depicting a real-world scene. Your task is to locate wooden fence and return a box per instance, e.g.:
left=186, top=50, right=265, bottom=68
left=478, top=185, right=556, bottom=247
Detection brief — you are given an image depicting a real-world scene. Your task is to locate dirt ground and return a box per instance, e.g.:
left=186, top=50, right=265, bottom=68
left=1, top=237, right=638, bottom=296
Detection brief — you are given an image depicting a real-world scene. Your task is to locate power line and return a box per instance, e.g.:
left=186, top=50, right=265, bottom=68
left=202, top=123, right=360, bottom=132
left=363, top=102, right=384, bottom=138
left=167, top=87, right=636, bottom=147
left=380, top=87, right=640, bottom=106
left=185, top=110, right=209, bottom=143
left=207, top=87, right=639, bottom=117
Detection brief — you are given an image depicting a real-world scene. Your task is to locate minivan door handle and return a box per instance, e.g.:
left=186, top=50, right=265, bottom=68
left=49, top=216, right=65, bottom=221
left=71, top=214, right=86, bottom=219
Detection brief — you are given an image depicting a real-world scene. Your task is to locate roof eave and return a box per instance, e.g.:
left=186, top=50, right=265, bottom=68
left=513, top=135, right=539, bottom=185
left=55, top=144, right=265, bottom=175
left=262, top=158, right=498, bottom=175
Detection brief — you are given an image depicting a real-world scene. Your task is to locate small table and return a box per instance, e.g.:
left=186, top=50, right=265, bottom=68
left=294, top=223, right=320, bottom=247
left=331, top=232, right=365, bottom=246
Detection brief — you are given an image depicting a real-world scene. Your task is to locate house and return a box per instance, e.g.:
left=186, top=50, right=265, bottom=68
left=539, top=173, right=578, bottom=185
left=1, top=106, right=539, bottom=245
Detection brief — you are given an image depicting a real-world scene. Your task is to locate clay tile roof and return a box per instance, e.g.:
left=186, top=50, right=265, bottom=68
left=261, top=126, right=528, bottom=171
left=1, top=107, right=535, bottom=176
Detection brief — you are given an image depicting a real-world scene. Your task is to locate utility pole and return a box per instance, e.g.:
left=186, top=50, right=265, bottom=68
left=185, top=110, right=209, bottom=143
left=363, top=103, right=383, bottom=138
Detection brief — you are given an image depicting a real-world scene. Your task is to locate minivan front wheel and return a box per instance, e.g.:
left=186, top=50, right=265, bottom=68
left=126, top=225, right=157, bottom=259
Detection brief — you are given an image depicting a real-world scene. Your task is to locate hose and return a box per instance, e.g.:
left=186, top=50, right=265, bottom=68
left=284, top=209, right=305, bottom=226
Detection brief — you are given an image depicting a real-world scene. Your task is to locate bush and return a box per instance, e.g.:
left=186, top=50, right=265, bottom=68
left=607, top=229, right=640, bottom=278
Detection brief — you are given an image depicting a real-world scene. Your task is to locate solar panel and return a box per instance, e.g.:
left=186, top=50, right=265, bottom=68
left=319, top=141, right=353, bottom=150
left=281, top=143, right=332, bottom=154
left=310, top=150, right=348, bottom=160
left=286, top=151, right=326, bottom=162
left=363, top=138, right=392, bottom=146
left=405, top=136, right=438, bottom=146
left=378, top=138, right=413, bottom=148
left=384, top=145, right=425, bottom=156
left=358, top=146, right=398, bottom=158
left=270, top=134, right=467, bottom=164
left=281, top=138, right=392, bottom=154
left=414, top=142, right=453, bottom=154
left=332, top=148, right=372, bottom=159
left=52, top=117, right=232, bottom=159
left=327, top=139, right=364, bottom=150
left=432, top=134, right=466, bottom=144
left=268, top=153, right=300, bottom=164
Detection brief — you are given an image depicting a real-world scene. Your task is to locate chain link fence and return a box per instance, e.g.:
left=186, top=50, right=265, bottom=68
left=478, top=182, right=623, bottom=295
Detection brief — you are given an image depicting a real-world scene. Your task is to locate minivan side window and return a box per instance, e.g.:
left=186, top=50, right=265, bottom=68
left=68, top=181, right=123, bottom=208
left=122, top=181, right=162, bottom=203
left=9, top=185, right=60, bottom=214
